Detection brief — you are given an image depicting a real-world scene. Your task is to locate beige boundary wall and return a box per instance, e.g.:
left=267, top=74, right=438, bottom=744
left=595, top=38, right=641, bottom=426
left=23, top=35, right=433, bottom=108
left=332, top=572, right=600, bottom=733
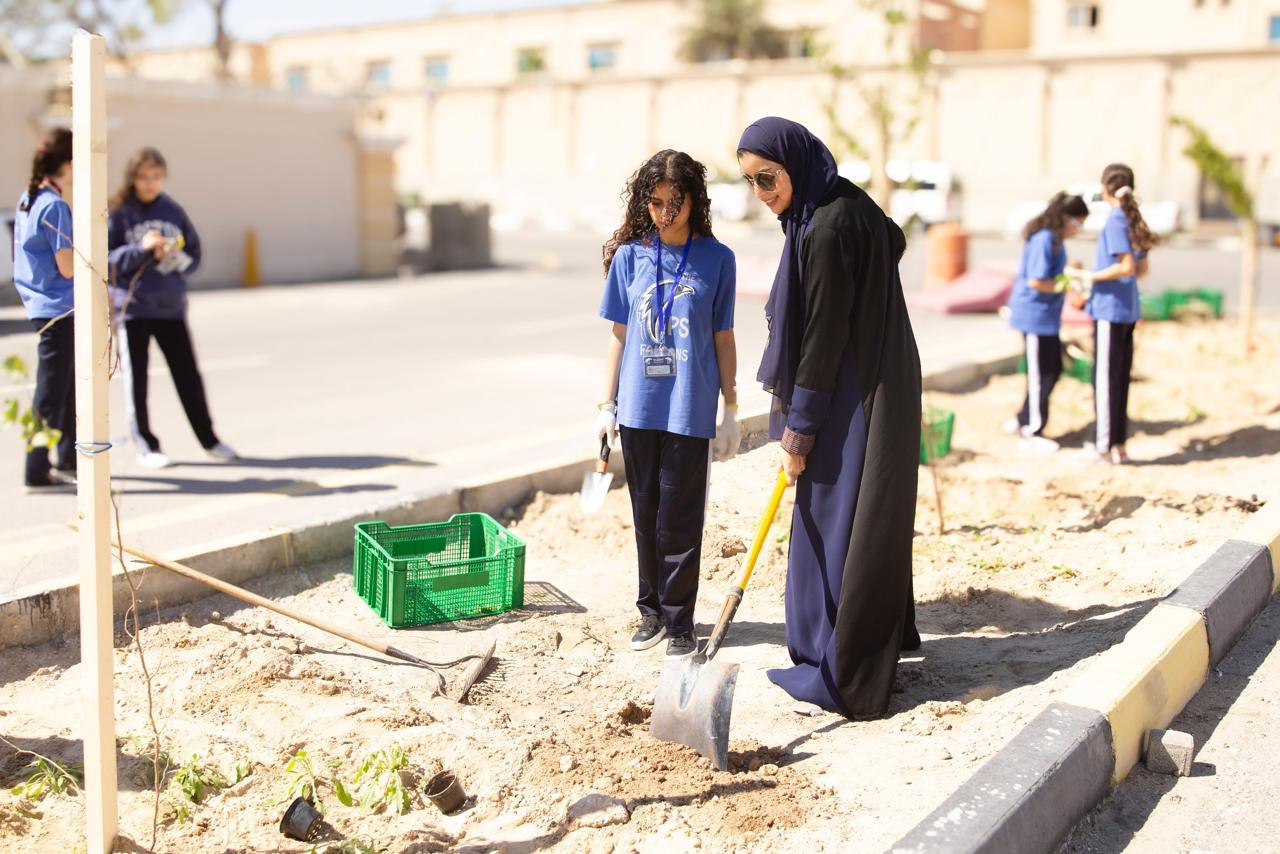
left=381, top=47, right=1280, bottom=233
left=4, top=67, right=372, bottom=287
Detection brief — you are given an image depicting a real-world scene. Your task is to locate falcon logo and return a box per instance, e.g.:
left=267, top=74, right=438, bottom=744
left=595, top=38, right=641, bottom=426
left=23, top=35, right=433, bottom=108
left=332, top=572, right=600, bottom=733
left=639, top=281, right=695, bottom=343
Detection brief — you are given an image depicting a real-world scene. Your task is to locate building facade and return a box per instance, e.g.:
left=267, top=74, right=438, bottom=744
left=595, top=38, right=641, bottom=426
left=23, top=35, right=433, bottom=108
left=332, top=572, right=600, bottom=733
left=115, top=0, right=1280, bottom=233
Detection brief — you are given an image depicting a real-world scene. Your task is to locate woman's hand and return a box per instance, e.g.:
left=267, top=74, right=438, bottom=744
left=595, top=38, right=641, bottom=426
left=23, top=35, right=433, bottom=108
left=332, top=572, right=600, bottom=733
left=781, top=448, right=806, bottom=485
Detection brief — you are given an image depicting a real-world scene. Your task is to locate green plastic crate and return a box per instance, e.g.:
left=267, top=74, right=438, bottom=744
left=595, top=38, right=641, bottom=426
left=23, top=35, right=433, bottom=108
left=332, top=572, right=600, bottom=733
left=1140, top=292, right=1172, bottom=321
left=1065, top=355, right=1093, bottom=384
left=353, top=514, right=525, bottom=628
left=920, top=408, right=955, bottom=464
left=1189, top=287, right=1224, bottom=318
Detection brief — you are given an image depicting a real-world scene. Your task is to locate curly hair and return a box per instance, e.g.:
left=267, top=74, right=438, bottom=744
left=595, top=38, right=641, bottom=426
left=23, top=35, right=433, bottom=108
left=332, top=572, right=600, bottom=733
left=602, top=149, right=714, bottom=273
left=20, top=128, right=73, bottom=212
left=1022, top=191, right=1089, bottom=247
left=110, top=146, right=168, bottom=211
left=1101, top=162, right=1157, bottom=254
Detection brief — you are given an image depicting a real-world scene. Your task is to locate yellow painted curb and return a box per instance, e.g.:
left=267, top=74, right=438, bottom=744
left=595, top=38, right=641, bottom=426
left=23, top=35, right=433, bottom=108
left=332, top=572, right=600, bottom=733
left=1061, top=603, right=1209, bottom=781
left=1234, top=502, right=1280, bottom=594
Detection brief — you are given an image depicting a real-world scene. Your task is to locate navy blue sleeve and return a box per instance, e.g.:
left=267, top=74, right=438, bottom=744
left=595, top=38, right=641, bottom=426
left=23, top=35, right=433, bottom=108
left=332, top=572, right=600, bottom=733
left=177, top=202, right=202, bottom=275
left=786, top=225, right=855, bottom=440
left=107, top=211, right=151, bottom=283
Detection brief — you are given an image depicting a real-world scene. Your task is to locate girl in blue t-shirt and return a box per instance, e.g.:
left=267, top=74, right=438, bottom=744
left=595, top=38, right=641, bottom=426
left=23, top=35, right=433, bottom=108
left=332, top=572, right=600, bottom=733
left=1004, top=192, right=1089, bottom=452
left=596, top=150, right=738, bottom=660
left=1065, top=163, right=1156, bottom=464
left=11, top=129, right=77, bottom=491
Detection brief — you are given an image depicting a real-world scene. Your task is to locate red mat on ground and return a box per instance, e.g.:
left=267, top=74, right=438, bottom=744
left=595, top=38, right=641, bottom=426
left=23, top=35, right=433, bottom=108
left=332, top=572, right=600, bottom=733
left=907, top=268, right=1014, bottom=314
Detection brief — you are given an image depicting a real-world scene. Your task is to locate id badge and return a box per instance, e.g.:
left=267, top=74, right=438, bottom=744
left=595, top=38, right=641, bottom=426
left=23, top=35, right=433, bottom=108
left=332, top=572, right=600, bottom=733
left=643, top=348, right=677, bottom=378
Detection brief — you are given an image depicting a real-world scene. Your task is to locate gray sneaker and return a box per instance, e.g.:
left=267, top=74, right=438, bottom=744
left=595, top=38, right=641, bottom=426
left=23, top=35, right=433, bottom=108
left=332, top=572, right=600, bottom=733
left=665, top=632, right=698, bottom=660
left=629, top=615, right=666, bottom=650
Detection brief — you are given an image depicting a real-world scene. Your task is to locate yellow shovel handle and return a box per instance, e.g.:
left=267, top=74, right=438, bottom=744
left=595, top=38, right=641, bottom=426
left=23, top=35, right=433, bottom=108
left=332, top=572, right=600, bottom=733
left=737, top=467, right=791, bottom=592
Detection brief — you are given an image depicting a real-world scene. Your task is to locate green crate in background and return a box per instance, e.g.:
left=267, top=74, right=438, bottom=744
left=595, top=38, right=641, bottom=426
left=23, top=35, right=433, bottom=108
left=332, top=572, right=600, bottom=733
left=920, top=408, right=955, bottom=464
left=1065, top=355, right=1093, bottom=384
left=353, top=514, right=525, bottom=628
left=1189, top=287, right=1224, bottom=318
left=1140, top=292, right=1172, bottom=321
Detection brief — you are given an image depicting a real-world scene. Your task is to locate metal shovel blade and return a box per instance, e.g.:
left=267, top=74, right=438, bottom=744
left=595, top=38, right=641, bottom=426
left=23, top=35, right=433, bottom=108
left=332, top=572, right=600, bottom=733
left=579, top=470, right=613, bottom=515
left=649, top=653, right=740, bottom=771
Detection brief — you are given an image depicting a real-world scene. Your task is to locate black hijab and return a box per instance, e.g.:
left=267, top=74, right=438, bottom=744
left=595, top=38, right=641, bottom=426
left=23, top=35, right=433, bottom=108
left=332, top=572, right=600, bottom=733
left=737, top=117, right=840, bottom=418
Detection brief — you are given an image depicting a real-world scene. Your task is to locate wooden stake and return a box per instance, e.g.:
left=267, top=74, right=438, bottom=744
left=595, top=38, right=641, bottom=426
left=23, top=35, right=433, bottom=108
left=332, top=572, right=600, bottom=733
left=72, top=31, right=117, bottom=854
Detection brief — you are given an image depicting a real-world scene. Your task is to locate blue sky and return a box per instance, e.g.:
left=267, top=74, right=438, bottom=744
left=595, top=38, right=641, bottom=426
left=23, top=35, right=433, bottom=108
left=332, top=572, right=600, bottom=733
left=143, top=0, right=591, bottom=49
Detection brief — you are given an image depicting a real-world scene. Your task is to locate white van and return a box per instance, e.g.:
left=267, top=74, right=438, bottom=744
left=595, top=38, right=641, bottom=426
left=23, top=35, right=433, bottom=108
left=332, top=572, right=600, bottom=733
left=838, top=159, right=955, bottom=227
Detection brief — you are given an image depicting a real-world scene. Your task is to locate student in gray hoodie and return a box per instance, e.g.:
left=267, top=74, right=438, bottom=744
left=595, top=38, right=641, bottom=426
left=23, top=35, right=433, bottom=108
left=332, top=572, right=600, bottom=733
left=108, top=147, right=237, bottom=469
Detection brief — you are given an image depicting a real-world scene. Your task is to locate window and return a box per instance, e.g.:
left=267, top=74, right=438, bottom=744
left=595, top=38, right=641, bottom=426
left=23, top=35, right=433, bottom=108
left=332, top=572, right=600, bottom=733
left=365, top=60, right=391, bottom=90
left=517, top=48, right=546, bottom=76
left=1270, top=15, right=1280, bottom=43
left=285, top=66, right=308, bottom=92
left=1066, top=3, right=1100, bottom=29
left=424, top=56, right=449, bottom=86
left=587, top=43, right=617, bottom=72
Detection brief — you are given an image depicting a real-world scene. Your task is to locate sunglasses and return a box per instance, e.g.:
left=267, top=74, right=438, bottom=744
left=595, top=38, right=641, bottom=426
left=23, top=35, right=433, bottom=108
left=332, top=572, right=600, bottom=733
left=742, top=167, right=785, bottom=192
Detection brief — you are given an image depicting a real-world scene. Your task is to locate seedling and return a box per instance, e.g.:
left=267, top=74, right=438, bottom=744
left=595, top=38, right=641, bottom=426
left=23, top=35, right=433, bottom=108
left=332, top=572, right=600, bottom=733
left=339, top=745, right=413, bottom=815
left=281, top=750, right=343, bottom=814
left=1, top=355, right=61, bottom=451
left=163, top=754, right=240, bottom=824
left=969, top=556, right=1006, bottom=574
left=9, top=757, right=82, bottom=802
left=312, top=839, right=381, bottom=854
left=1052, top=564, right=1079, bottom=579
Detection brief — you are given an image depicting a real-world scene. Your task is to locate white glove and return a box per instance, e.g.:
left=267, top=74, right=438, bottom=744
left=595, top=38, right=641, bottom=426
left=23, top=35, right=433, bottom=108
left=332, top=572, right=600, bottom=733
left=595, top=401, right=618, bottom=449
left=713, top=404, right=741, bottom=461
left=1064, top=266, right=1095, bottom=287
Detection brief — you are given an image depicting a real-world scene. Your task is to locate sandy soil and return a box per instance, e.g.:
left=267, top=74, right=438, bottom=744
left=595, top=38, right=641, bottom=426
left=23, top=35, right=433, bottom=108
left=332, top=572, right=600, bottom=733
left=1, top=317, right=1277, bottom=853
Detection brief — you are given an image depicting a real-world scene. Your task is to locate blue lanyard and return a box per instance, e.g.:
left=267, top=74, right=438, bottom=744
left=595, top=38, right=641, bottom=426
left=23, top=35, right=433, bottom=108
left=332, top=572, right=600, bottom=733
left=654, top=230, right=692, bottom=342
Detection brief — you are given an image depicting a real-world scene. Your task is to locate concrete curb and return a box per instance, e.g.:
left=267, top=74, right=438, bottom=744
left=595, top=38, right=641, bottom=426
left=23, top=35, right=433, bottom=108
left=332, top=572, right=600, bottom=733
left=0, top=347, right=1017, bottom=651
left=892, top=502, right=1280, bottom=853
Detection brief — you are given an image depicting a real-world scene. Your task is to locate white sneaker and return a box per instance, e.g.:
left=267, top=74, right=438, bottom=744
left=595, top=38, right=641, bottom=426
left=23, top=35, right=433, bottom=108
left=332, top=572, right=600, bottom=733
left=137, top=450, right=172, bottom=469
left=205, top=442, right=239, bottom=461
left=1019, top=435, right=1060, bottom=454
left=1001, top=417, right=1022, bottom=435
left=1078, top=442, right=1111, bottom=466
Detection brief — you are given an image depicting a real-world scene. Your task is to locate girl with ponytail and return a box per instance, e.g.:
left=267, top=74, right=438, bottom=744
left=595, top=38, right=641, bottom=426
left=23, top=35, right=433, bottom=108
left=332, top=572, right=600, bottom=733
left=12, top=128, right=78, bottom=491
left=1064, top=163, right=1155, bottom=464
left=1004, top=191, right=1089, bottom=451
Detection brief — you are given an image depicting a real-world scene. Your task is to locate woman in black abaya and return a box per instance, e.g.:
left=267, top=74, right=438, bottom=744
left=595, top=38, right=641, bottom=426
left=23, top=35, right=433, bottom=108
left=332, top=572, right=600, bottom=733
left=737, top=117, right=921, bottom=717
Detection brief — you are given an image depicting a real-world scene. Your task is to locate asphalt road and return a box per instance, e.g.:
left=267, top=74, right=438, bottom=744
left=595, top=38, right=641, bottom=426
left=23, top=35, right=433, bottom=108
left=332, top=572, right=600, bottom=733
left=0, top=226, right=1015, bottom=595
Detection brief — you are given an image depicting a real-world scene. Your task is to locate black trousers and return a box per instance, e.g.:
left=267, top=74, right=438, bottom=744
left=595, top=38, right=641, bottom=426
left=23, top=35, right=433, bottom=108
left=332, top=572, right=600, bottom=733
left=120, top=317, right=219, bottom=453
left=1093, top=320, right=1136, bottom=452
left=1017, top=332, right=1063, bottom=436
left=25, top=317, right=77, bottom=483
left=619, top=426, right=710, bottom=637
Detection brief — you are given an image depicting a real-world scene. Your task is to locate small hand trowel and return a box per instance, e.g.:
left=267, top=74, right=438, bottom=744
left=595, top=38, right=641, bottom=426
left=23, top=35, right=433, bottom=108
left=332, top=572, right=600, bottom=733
left=579, top=435, right=613, bottom=515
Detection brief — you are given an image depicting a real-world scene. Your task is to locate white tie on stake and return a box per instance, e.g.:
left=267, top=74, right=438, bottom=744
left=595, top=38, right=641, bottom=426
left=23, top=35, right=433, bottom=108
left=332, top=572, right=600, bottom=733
left=72, top=30, right=118, bottom=854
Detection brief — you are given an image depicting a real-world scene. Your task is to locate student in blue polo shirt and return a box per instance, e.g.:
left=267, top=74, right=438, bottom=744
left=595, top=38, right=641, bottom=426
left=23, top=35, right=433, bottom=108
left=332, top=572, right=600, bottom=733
left=12, top=129, right=77, bottom=492
left=597, top=149, right=739, bottom=660
left=1003, top=192, right=1089, bottom=452
left=1065, top=163, right=1156, bottom=465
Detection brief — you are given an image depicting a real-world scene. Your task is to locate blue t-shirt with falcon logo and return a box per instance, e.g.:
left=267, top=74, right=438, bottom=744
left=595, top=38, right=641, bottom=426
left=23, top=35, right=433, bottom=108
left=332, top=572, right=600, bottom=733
left=599, top=235, right=735, bottom=439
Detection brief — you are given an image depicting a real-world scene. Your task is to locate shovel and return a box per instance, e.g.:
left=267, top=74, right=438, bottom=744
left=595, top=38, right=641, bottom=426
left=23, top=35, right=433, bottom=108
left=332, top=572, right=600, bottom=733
left=579, top=434, right=613, bottom=514
left=650, top=466, right=790, bottom=770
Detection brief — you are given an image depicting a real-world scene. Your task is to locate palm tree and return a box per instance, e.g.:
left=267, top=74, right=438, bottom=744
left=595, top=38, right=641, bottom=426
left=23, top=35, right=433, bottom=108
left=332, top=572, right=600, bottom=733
left=679, top=0, right=787, bottom=63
